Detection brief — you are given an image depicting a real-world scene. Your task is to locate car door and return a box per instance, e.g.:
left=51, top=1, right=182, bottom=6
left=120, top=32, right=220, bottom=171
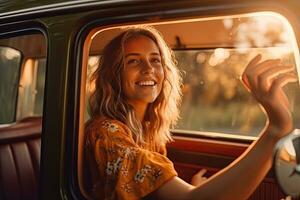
left=76, top=2, right=300, bottom=200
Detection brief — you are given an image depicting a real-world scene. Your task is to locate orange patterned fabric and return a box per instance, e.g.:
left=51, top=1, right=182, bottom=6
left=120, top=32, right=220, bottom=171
left=85, top=117, right=177, bottom=200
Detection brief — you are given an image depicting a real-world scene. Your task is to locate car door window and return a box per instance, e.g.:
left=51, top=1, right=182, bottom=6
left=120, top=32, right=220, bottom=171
left=0, top=47, right=21, bottom=124
left=0, top=33, right=47, bottom=123
left=171, top=14, right=300, bottom=138
left=85, top=12, right=300, bottom=139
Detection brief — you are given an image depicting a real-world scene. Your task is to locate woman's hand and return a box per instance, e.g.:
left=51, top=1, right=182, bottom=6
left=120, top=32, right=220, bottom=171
left=280, top=196, right=292, bottom=200
left=241, top=54, right=298, bottom=140
left=191, top=169, right=208, bottom=186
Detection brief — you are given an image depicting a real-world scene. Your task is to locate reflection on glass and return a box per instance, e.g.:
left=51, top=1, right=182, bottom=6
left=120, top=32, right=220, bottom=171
left=175, top=47, right=299, bottom=137
left=17, top=58, right=46, bottom=119
left=1, top=33, right=46, bottom=123
left=174, top=14, right=299, bottom=137
left=0, top=47, right=21, bottom=124
left=85, top=56, right=99, bottom=122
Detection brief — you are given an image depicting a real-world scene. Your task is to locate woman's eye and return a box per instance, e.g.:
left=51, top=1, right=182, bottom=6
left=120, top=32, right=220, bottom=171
left=127, top=59, right=139, bottom=64
left=151, top=58, right=161, bottom=63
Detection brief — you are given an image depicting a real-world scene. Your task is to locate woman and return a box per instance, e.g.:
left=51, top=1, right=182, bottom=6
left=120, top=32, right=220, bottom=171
left=85, top=25, right=297, bottom=200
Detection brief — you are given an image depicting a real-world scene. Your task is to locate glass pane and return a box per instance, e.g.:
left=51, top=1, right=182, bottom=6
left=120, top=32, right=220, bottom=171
left=85, top=56, right=99, bottom=122
left=17, top=58, right=46, bottom=119
left=0, top=33, right=47, bottom=123
left=175, top=47, right=299, bottom=136
left=0, top=47, right=21, bottom=124
left=173, top=14, right=300, bottom=137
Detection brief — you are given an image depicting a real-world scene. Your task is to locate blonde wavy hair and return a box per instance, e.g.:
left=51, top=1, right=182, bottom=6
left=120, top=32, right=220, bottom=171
left=89, top=25, right=182, bottom=148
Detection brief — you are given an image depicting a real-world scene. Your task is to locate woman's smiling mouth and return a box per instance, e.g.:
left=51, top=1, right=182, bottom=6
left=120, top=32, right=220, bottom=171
left=136, top=80, right=157, bottom=86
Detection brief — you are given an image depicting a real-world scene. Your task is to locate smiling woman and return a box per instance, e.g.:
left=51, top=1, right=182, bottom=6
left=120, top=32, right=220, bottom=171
left=88, top=26, right=182, bottom=149
left=85, top=26, right=182, bottom=199
left=122, top=35, right=165, bottom=113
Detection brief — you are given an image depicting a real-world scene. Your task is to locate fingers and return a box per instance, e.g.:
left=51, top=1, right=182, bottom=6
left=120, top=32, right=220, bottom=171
left=197, top=168, right=207, bottom=177
left=195, top=169, right=208, bottom=181
left=242, top=55, right=299, bottom=138
left=251, top=59, right=281, bottom=73
left=270, top=73, right=298, bottom=94
left=246, top=54, right=262, bottom=70
left=259, top=65, right=294, bottom=92
left=280, top=196, right=292, bottom=200
left=247, top=59, right=282, bottom=88
left=242, top=56, right=280, bottom=90
left=242, top=54, right=297, bottom=94
left=242, top=54, right=261, bottom=89
left=191, top=168, right=208, bottom=186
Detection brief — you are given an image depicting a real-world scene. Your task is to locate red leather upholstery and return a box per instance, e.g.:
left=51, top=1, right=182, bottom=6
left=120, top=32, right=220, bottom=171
left=0, top=117, right=42, bottom=200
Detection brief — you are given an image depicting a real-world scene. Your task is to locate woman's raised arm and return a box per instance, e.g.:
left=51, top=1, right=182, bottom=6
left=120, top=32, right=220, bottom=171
left=152, top=54, right=298, bottom=200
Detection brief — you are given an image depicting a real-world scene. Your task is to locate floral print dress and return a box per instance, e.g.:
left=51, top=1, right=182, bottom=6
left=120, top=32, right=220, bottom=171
left=85, top=117, right=177, bottom=200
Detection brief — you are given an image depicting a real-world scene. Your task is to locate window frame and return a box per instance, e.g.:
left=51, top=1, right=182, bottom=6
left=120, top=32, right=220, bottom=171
left=71, top=2, right=300, bottom=200
left=0, top=27, right=47, bottom=125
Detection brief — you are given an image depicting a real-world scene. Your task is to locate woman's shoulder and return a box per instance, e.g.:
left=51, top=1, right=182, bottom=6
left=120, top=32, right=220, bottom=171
left=85, top=116, right=137, bottom=149
left=85, top=116, right=131, bottom=138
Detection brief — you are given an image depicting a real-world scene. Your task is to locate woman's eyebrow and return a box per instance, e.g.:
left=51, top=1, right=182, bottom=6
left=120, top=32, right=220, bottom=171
left=125, top=53, right=140, bottom=58
left=125, top=52, right=161, bottom=58
left=151, top=52, right=161, bottom=56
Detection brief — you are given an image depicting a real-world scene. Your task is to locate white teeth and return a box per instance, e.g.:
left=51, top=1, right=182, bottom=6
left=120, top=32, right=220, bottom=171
left=137, top=81, right=155, bottom=86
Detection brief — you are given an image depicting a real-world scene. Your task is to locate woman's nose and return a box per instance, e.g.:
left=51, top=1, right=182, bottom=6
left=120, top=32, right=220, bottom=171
left=142, top=60, right=154, bottom=74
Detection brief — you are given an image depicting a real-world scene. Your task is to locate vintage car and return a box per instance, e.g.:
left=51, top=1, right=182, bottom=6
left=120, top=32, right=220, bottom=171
left=0, top=0, right=299, bottom=199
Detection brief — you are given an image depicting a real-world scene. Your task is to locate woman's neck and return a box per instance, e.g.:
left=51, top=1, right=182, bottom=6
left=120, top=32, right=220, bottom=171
left=128, top=100, right=148, bottom=122
left=135, top=104, right=147, bottom=122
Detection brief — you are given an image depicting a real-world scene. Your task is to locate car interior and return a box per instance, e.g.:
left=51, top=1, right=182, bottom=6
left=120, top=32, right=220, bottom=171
left=1, top=11, right=299, bottom=199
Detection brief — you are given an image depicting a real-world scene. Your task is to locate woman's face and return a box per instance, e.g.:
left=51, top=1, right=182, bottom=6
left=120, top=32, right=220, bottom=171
left=122, top=35, right=164, bottom=109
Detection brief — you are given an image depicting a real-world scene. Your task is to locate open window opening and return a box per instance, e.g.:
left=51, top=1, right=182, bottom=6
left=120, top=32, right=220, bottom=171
left=77, top=11, right=300, bottom=198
